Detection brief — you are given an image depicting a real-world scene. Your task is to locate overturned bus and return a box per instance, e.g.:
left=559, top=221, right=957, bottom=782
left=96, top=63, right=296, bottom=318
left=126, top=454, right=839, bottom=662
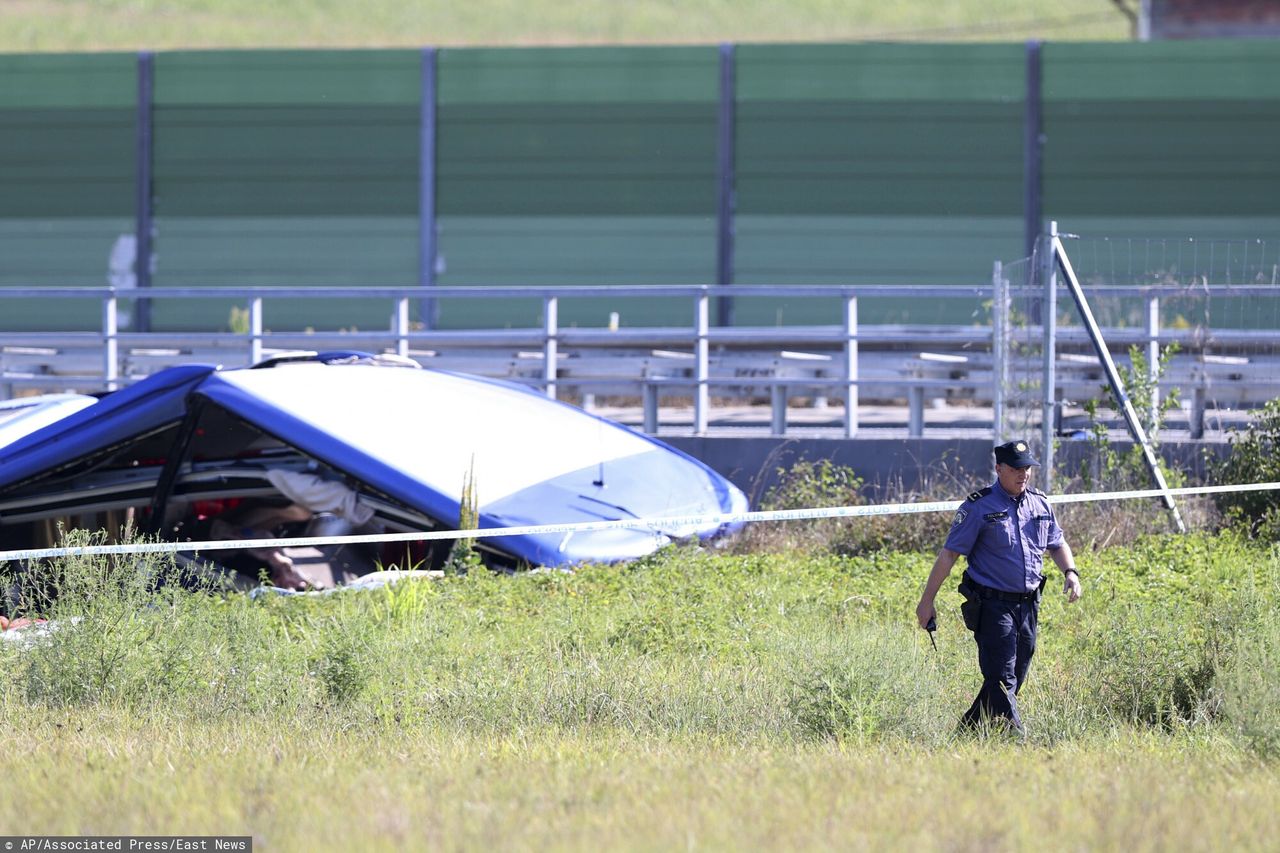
left=0, top=354, right=747, bottom=589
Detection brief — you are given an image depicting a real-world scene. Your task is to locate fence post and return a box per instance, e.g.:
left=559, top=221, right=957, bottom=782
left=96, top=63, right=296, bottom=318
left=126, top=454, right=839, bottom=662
left=908, top=387, right=924, bottom=438
left=1041, top=222, right=1058, bottom=490
left=395, top=297, right=410, bottom=358
left=103, top=293, right=119, bottom=392
left=843, top=294, right=858, bottom=438
left=643, top=384, right=659, bottom=434
left=694, top=290, right=709, bottom=435
left=249, top=297, right=263, bottom=367
left=771, top=385, right=787, bottom=436
left=543, top=296, right=557, bottom=400
left=992, top=261, right=1006, bottom=442
left=1147, top=293, right=1160, bottom=432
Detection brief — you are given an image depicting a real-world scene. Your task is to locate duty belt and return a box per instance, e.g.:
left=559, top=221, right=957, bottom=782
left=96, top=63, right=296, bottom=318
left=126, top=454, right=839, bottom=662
left=974, top=582, right=1040, bottom=604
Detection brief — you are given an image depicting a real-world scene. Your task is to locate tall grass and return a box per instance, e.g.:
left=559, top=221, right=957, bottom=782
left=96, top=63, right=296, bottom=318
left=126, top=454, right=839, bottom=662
left=0, top=531, right=1276, bottom=845
left=2, top=533, right=1275, bottom=745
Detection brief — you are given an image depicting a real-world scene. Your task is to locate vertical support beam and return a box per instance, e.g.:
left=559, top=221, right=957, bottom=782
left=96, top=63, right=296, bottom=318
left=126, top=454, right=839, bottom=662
left=715, top=43, right=736, bottom=328
left=1041, top=221, right=1058, bottom=490
left=908, top=387, right=924, bottom=438
left=1022, top=41, right=1043, bottom=263
left=103, top=294, right=119, bottom=392
left=1054, top=234, right=1186, bottom=533
left=419, top=47, right=439, bottom=330
left=134, top=51, right=155, bottom=333
left=770, top=385, right=787, bottom=436
left=694, top=290, right=709, bottom=435
left=1147, top=293, right=1160, bottom=431
left=248, top=297, right=263, bottom=366
left=542, top=296, right=558, bottom=400
left=1191, top=387, right=1206, bottom=440
left=842, top=294, right=858, bottom=438
left=992, top=261, right=1007, bottom=442
left=643, top=384, right=659, bottom=434
left=395, top=297, right=410, bottom=358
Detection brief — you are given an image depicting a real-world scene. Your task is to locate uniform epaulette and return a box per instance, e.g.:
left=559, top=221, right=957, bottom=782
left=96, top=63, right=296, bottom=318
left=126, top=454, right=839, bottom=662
left=967, top=487, right=992, bottom=502
left=1027, top=487, right=1046, bottom=497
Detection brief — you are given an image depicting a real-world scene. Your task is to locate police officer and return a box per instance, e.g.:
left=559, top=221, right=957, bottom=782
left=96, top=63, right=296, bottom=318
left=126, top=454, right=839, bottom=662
left=914, top=440, right=1083, bottom=734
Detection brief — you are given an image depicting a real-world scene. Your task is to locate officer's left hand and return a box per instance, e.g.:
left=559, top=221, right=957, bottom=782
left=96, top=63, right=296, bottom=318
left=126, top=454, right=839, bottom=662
left=1063, top=572, right=1082, bottom=604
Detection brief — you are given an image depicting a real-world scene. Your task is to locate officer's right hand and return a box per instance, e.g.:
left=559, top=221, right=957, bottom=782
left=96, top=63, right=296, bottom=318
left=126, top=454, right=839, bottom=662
left=915, top=598, right=935, bottom=630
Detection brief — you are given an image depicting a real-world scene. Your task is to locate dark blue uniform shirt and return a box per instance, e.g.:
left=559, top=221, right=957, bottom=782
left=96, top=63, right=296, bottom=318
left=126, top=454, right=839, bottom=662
left=943, top=480, right=1064, bottom=593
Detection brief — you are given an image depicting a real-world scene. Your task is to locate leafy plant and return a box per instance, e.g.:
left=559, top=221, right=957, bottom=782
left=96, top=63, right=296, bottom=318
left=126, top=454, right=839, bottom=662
left=734, top=459, right=954, bottom=557
left=1210, top=397, right=1280, bottom=539
left=1079, top=343, right=1183, bottom=491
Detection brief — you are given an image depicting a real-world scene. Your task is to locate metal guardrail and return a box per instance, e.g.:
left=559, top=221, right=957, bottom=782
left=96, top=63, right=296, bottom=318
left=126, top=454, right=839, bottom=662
left=3, top=282, right=1279, bottom=438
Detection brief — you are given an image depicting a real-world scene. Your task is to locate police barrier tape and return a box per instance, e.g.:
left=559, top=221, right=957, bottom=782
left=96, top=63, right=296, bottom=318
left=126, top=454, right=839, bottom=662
left=1, top=481, right=1278, bottom=564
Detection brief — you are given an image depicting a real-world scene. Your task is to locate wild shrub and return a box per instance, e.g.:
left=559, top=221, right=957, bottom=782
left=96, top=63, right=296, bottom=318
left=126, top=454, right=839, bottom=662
left=1211, top=397, right=1280, bottom=539
left=1078, top=343, right=1183, bottom=492
left=735, top=459, right=952, bottom=557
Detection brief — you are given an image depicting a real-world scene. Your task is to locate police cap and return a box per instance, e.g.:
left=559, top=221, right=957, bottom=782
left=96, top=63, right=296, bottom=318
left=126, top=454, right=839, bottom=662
left=994, top=439, right=1040, bottom=468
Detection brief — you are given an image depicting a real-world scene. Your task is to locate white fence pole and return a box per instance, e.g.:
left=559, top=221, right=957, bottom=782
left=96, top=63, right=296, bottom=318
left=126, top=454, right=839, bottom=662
left=694, top=290, right=709, bottom=435
left=395, top=297, right=410, bottom=358
left=249, top=297, right=263, bottom=367
left=992, top=261, right=1006, bottom=443
left=843, top=294, right=858, bottom=438
left=1147, top=294, right=1160, bottom=430
left=103, top=293, right=119, bottom=392
left=543, top=296, right=558, bottom=400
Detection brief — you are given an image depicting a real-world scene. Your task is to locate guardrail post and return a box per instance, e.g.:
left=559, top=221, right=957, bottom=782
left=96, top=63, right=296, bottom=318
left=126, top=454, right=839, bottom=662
left=992, top=261, right=1006, bottom=442
left=249, top=297, right=263, bottom=366
left=771, top=385, right=787, bottom=436
left=1191, top=386, right=1206, bottom=439
left=543, top=296, right=558, bottom=399
left=908, top=387, right=924, bottom=437
left=694, top=290, right=709, bottom=435
left=103, top=292, right=119, bottom=392
left=643, top=383, right=659, bottom=434
left=1147, top=293, right=1160, bottom=430
left=843, top=294, right=858, bottom=438
left=395, top=297, right=410, bottom=358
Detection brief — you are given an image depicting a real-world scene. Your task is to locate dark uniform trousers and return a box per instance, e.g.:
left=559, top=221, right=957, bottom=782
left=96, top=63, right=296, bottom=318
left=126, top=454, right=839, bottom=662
left=962, top=591, right=1039, bottom=733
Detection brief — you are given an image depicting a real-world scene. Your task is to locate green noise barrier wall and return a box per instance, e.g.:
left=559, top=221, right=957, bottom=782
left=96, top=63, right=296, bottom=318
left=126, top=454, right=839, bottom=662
left=2, top=40, right=1279, bottom=332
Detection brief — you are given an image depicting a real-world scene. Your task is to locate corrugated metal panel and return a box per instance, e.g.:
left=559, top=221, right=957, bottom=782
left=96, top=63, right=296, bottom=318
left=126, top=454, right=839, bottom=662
left=3, top=42, right=1280, bottom=333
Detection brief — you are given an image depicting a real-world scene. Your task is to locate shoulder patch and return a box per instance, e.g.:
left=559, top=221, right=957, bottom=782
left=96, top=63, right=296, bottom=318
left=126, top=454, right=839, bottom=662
left=967, top=487, right=992, bottom=503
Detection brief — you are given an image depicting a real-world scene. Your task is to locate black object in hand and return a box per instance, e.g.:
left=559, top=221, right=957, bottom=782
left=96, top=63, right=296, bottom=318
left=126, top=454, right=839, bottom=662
left=924, top=615, right=938, bottom=651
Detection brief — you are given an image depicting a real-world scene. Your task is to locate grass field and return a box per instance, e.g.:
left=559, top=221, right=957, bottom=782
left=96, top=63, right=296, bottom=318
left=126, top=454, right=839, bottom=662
left=1, top=530, right=1276, bottom=847
left=1, top=0, right=1129, bottom=53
